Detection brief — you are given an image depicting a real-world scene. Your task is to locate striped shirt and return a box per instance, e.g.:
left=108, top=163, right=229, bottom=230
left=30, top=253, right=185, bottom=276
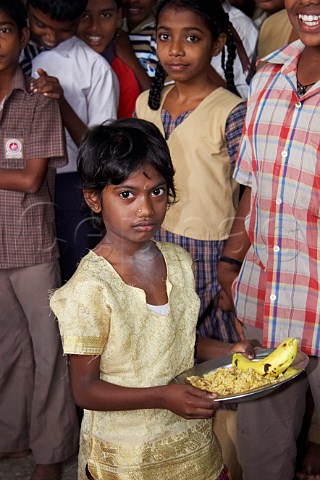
left=19, top=41, right=43, bottom=75
left=233, top=40, right=320, bottom=356
left=125, top=15, right=158, bottom=77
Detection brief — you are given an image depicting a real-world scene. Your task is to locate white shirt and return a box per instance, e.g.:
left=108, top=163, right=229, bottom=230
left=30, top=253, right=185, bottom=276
left=211, top=1, right=258, bottom=99
left=32, top=36, right=119, bottom=173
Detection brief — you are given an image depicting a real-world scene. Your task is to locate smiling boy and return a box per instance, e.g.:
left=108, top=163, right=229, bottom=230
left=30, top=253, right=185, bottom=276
left=218, top=0, right=320, bottom=477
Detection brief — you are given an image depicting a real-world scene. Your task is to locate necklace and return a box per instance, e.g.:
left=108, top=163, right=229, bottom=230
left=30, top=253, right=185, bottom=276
left=297, top=80, right=316, bottom=96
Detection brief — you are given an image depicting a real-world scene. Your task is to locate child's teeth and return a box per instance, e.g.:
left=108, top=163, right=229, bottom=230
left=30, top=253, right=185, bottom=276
left=299, top=14, right=320, bottom=25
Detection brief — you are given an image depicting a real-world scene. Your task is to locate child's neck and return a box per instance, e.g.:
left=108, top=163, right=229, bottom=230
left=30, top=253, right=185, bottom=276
left=164, top=77, right=217, bottom=121
left=94, top=235, right=155, bottom=264
left=297, top=46, right=320, bottom=86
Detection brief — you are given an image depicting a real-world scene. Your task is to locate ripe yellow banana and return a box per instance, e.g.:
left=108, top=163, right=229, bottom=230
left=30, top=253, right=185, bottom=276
left=232, top=337, right=299, bottom=378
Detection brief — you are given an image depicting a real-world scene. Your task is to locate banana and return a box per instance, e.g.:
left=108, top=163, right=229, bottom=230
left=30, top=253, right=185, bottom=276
left=281, top=366, right=299, bottom=380
left=232, top=337, right=299, bottom=378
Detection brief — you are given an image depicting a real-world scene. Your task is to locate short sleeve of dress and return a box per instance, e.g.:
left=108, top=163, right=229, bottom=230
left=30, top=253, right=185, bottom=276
left=50, top=276, right=111, bottom=356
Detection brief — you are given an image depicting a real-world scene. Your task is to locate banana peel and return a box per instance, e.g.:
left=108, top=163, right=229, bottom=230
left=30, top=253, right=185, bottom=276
left=232, top=337, right=299, bottom=378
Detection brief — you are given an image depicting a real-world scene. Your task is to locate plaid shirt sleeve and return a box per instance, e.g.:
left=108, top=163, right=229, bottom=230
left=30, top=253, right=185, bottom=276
left=225, top=101, right=246, bottom=167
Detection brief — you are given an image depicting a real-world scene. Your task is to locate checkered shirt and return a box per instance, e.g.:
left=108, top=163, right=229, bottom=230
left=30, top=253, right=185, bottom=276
left=233, top=40, right=320, bottom=356
left=0, top=67, right=67, bottom=268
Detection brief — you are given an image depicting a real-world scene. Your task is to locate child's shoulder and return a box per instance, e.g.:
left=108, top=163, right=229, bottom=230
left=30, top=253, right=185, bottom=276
left=136, top=84, right=172, bottom=109
left=157, top=241, right=193, bottom=264
left=10, top=66, right=58, bottom=109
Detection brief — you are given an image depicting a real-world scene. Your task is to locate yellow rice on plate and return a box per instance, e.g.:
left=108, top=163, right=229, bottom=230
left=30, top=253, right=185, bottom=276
left=187, top=366, right=281, bottom=396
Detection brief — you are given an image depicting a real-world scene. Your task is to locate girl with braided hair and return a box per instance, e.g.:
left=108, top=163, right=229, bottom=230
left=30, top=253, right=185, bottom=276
left=135, top=0, right=247, bottom=347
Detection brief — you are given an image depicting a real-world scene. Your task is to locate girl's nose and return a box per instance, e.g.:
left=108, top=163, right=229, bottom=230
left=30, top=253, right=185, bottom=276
left=136, top=198, right=155, bottom=217
left=169, top=38, right=183, bottom=56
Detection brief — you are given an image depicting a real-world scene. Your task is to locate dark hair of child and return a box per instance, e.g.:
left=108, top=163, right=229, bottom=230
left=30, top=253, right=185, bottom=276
left=77, top=118, right=176, bottom=231
left=27, top=0, right=87, bottom=22
left=0, top=0, right=28, bottom=31
left=148, top=0, right=239, bottom=110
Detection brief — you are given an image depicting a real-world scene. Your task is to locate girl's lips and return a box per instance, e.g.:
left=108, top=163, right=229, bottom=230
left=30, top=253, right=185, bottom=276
left=133, top=223, right=156, bottom=231
left=167, top=64, right=188, bottom=71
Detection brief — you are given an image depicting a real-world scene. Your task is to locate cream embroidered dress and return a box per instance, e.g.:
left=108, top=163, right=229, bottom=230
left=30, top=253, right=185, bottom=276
left=50, top=242, right=223, bottom=480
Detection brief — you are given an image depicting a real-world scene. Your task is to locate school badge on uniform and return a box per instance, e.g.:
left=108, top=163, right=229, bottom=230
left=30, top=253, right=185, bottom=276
left=5, top=138, right=23, bottom=159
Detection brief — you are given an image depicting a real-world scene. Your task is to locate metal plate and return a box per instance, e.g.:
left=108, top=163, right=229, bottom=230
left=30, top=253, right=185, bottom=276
left=171, top=348, right=309, bottom=404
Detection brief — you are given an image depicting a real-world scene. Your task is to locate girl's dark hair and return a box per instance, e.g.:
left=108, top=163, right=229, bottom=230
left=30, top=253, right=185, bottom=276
left=148, top=0, right=239, bottom=110
left=77, top=118, right=176, bottom=231
left=0, top=0, right=28, bottom=32
left=28, top=0, right=87, bottom=22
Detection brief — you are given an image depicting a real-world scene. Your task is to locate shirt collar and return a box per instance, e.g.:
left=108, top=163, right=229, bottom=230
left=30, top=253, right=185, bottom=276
left=48, top=36, right=77, bottom=57
left=9, top=66, right=28, bottom=94
left=258, top=40, right=304, bottom=77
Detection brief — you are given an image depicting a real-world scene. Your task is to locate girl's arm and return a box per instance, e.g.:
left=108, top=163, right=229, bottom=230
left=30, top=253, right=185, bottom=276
left=70, top=354, right=220, bottom=419
left=196, top=334, right=260, bottom=364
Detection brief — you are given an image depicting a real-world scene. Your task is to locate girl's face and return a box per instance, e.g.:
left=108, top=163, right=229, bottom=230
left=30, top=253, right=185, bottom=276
left=156, top=7, right=223, bottom=84
left=85, top=165, right=168, bottom=246
left=285, top=0, right=320, bottom=48
left=0, top=11, right=29, bottom=75
left=77, top=0, right=122, bottom=54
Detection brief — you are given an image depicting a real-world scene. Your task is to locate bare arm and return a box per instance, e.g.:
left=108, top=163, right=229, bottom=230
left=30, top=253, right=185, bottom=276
left=114, top=30, right=151, bottom=92
left=217, top=185, right=252, bottom=303
left=196, top=335, right=260, bottom=363
left=30, top=69, right=87, bottom=147
left=0, top=157, right=49, bottom=194
left=70, top=354, right=220, bottom=419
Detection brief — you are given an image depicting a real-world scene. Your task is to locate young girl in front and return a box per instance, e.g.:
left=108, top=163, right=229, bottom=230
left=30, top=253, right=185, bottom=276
left=135, top=0, right=247, bottom=345
left=50, top=118, right=257, bottom=480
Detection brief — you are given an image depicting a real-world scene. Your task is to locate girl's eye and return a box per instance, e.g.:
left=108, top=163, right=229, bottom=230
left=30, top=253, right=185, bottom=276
left=80, top=13, right=89, bottom=20
left=152, top=187, right=165, bottom=197
left=186, top=35, right=199, bottom=43
left=119, top=191, right=133, bottom=199
left=0, top=27, right=11, bottom=34
left=157, top=32, right=170, bottom=41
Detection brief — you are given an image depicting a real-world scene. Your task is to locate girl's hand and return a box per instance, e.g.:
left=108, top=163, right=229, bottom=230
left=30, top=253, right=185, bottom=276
left=30, top=68, right=64, bottom=101
left=230, top=339, right=261, bottom=360
left=161, top=384, right=220, bottom=419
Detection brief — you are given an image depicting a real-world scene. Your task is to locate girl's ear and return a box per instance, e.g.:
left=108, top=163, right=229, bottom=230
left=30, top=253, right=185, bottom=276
left=212, top=32, right=227, bottom=57
left=20, top=26, right=30, bottom=50
left=83, top=190, right=102, bottom=213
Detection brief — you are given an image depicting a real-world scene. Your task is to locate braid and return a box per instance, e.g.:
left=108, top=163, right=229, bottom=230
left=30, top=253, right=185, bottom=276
left=223, top=29, right=241, bottom=97
left=148, top=63, right=167, bottom=110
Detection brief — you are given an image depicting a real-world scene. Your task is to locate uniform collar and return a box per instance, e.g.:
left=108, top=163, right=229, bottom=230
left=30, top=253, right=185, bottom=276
left=9, top=66, right=28, bottom=95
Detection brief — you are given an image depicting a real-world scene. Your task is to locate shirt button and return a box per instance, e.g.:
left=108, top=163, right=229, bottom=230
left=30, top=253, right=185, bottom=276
left=295, top=102, right=302, bottom=108
left=270, top=294, right=277, bottom=302
left=274, top=245, right=280, bottom=252
left=276, top=198, right=282, bottom=205
left=281, top=151, right=288, bottom=157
